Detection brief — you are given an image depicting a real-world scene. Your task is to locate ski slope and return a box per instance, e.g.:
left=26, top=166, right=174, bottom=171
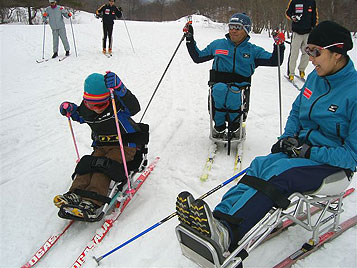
left=1, top=12, right=356, bottom=268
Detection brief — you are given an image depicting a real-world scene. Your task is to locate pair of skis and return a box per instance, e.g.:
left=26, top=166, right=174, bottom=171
left=200, top=141, right=244, bottom=182
left=36, top=56, right=68, bottom=63
left=21, top=157, right=159, bottom=268
left=274, top=214, right=356, bottom=268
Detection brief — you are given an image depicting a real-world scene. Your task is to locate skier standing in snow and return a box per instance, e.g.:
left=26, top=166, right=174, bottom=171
left=54, top=72, right=141, bottom=219
left=42, top=0, right=71, bottom=58
left=183, top=13, right=285, bottom=138
left=96, top=0, right=122, bottom=55
left=177, top=20, right=356, bottom=257
left=286, top=0, right=318, bottom=81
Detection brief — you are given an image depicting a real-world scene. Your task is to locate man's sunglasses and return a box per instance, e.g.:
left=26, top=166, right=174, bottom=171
left=305, top=43, right=344, bottom=57
left=228, top=24, right=244, bottom=31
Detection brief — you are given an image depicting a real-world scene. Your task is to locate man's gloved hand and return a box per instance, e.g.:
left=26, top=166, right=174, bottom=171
left=290, top=144, right=312, bottom=158
left=271, top=136, right=299, bottom=154
left=118, top=6, right=123, bottom=12
left=104, top=72, right=127, bottom=97
left=60, top=102, right=76, bottom=116
left=183, top=22, right=194, bottom=39
left=271, top=136, right=311, bottom=158
left=43, top=12, right=48, bottom=23
left=68, top=12, right=72, bottom=17
left=272, top=29, right=285, bottom=45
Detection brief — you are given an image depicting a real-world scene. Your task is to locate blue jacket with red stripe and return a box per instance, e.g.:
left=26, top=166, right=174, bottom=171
left=282, top=59, right=357, bottom=171
left=187, top=34, right=284, bottom=86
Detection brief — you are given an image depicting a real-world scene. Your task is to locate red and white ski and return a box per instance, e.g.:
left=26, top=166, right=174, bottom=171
left=21, top=157, right=159, bottom=268
left=273, top=215, right=357, bottom=268
left=71, top=157, right=159, bottom=268
left=21, top=220, right=74, bottom=268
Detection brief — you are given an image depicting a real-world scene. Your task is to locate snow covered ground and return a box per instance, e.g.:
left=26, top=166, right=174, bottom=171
left=1, top=12, right=356, bottom=268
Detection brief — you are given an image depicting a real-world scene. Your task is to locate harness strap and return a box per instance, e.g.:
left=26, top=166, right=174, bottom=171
left=72, top=155, right=125, bottom=182
left=95, top=131, right=149, bottom=145
left=209, top=70, right=251, bottom=85
left=73, top=189, right=112, bottom=204
left=240, top=175, right=291, bottom=210
left=215, top=107, right=241, bottom=113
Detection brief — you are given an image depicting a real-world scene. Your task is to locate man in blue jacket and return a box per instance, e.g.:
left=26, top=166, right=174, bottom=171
left=184, top=13, right=285, bottom=138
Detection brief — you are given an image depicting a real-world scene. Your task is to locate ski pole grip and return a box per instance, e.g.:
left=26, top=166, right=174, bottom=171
left=62, top=102, right=71, bottom=118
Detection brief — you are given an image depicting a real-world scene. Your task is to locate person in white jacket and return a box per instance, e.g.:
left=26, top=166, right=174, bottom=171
left=43, top=0, right=71, bottom=58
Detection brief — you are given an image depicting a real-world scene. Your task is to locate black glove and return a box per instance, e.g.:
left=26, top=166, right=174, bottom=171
left=118, top=6, right=123, bottom=12
left=271, top=137, right=299, bottom=154
left=271, top=137, right=311, bottom=158
left=183, top=22, right=194, bottom=40
left=291, top=144, right=312, bottom=158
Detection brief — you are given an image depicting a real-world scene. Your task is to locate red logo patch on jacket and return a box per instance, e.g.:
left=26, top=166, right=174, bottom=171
left=303, top=87, right=312, bottom=99
left=215, top=49, right=229, bottom=55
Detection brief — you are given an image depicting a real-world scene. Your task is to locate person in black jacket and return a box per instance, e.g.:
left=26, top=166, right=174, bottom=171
left=286, top=0, right=318, bottom=81
left=54, top=72, right=141, bottom=219
left=96, top=0, right=122, bottom=55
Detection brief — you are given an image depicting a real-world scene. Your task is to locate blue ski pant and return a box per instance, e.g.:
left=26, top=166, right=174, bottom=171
left=213, top=153, right=345, bottom=245
left=212, top=83, right=242, bottom=128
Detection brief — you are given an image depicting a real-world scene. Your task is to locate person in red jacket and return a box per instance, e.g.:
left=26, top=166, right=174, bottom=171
left=96, top=0, right=122, bottom=55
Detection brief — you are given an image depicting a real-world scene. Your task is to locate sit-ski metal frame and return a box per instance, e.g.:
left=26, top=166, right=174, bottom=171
left=176, top=173, right=352, bottom=268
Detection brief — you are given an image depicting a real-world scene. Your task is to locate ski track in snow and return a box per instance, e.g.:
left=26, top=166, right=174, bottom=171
left=1, top=12, right=356, bottom=268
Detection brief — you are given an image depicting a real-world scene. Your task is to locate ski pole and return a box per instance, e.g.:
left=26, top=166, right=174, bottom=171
left=139, top=34, right=185, bottom=123
left=42, top=22, right=46, bottom=59
left=93, top=167, right=248, bottom=265
left=277, top=46, right=283, bottom=135
left=121, top=13, right=135, bottom=54
left=276, top=39, right=283, bottom=136
left=108, top=86, right=133, bottom=196
left=63, top=103, right=80, bottom=163
left=69, top=17, right=78, bottom=57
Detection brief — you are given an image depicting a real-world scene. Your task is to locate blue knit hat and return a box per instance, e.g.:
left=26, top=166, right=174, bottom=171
left=83, top=73, right=110, bottom=104
left=229, top=13, right=251, bottom=34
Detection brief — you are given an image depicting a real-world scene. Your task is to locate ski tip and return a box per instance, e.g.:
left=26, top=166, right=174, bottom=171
left=345, top=188, right=355, bottom=196
left=200, top=174, right=208, bottom=182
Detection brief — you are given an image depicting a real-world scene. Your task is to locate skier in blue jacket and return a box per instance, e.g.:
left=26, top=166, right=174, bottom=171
left=183, top=13, right=285, bottom=138
left=177, top=21, right=356, bottom=255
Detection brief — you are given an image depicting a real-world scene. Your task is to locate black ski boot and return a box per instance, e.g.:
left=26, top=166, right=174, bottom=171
left=52, top=52, right=58, bottom=58
left=65, top=51, right=70, bottom=56
left=53, top=192, right=81, bottom=208
left=65, top=200, right=98, bottom=219
left=176, top=191, right=195, bottom=226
